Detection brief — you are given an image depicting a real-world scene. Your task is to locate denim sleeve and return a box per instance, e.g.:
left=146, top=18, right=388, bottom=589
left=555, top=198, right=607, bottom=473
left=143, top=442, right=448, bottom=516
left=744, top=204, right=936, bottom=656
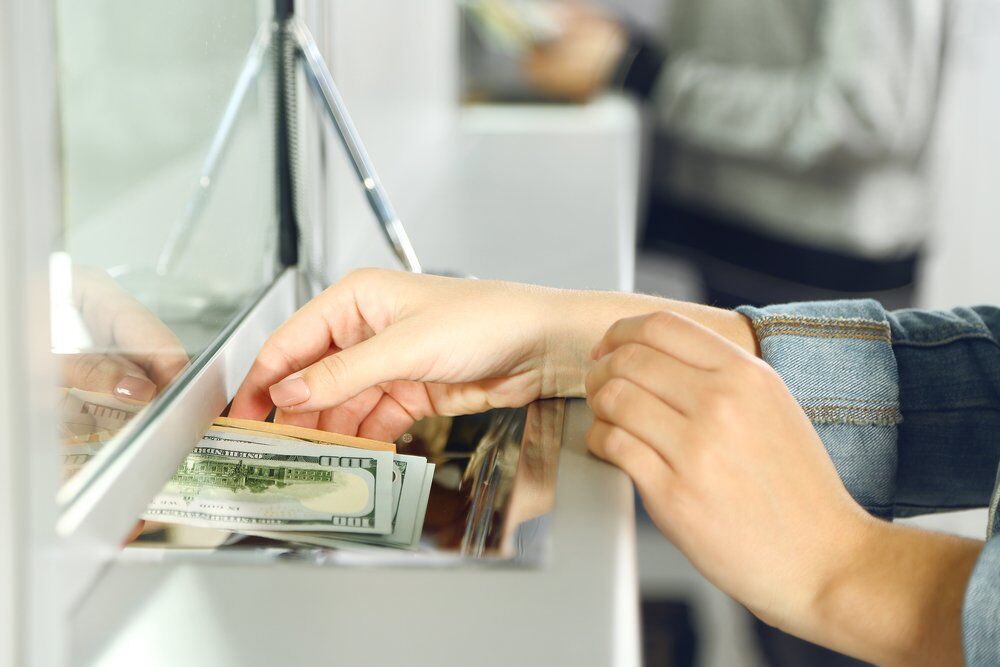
left=886, top=307, right=1000, bottom=516
left=736, top=301, right=1000, bottom=516
left=736, top=300, right=1000, bottom=665
left=736, top=300, right=903, bottom=518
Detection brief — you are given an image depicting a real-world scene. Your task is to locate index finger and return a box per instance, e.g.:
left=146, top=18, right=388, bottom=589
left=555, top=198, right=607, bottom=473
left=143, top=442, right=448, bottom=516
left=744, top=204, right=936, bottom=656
left=229, top=301, right=341, bottom=420
left=594, top=310, right=742, bottom=370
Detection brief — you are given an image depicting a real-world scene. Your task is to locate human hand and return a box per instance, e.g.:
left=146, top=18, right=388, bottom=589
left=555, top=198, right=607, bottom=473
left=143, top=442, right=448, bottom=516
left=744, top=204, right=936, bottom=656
left=585, top=310, right=875, bottom=630
left=230, top=269, right=599, bottom=441
left=523, top=3, right=625, bottom=102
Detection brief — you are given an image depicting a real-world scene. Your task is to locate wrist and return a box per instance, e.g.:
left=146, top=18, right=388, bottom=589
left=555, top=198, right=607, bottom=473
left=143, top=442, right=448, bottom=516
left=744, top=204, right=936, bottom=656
left=797, top=514, right=981, bottom=666
left=539, top=289, right=667, bottom=397
left=538, top=291, right=761, bottom=397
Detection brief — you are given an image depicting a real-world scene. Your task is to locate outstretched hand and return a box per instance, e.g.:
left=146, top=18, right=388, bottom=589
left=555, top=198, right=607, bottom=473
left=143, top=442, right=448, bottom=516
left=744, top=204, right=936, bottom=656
left=230, top=270, right=582, bottom=442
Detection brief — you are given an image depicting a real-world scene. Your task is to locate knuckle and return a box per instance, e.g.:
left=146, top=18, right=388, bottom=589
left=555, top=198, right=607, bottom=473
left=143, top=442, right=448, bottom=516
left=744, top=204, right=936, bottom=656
left=604, top=317, right=627, bottom=342
left=84, top=356, right=121, bottom=387
left=593, top=377, right=630, bottom=417
left=314, top=354, right=350, bottom=391
left=608, top=343, right=643, bottom=376
left=638, top=311, right=674, bottom=342
left=699, top=389, right=736, bottom=422
left=601, top=425, right=631, bottom=462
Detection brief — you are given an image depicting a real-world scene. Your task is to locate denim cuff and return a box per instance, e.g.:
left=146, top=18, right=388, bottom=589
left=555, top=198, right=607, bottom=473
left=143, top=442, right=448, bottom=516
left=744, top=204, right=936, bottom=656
left=736, top=300, right=901, bottom=517
left=964, top=535, right=1000, bottom=666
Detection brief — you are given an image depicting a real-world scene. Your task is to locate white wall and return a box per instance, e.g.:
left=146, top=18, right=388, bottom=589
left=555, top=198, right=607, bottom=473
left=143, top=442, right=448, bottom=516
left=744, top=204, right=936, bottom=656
left=919, top=0, right=1000, bottom=308
left=314, top=0, right=460, bottom=276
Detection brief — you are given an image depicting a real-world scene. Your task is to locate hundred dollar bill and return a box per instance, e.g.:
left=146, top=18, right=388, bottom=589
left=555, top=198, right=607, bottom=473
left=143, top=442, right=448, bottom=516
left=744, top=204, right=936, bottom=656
left=338, top=458, right=433, bottom=548
left=250, top=459, right=435, bottom=550
left=143, top=430, right=394, bottom=534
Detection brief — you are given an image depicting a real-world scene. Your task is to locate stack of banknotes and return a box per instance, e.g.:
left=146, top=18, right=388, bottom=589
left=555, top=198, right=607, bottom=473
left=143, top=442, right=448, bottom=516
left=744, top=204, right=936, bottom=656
left=60, top=389, right=434, bottom=550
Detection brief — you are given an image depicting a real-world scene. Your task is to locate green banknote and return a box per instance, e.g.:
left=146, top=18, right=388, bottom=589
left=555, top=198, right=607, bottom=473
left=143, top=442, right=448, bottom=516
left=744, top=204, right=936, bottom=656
left=142, top=430, right=394, bottom=535
left=251, top=455, right=435, bottom=550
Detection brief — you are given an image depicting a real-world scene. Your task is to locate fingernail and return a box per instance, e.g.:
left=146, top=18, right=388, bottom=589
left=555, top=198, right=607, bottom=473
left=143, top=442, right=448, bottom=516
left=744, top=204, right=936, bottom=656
left=114, top=375, right=156, bottom=402
left=270, top=377, right=310, bottom=407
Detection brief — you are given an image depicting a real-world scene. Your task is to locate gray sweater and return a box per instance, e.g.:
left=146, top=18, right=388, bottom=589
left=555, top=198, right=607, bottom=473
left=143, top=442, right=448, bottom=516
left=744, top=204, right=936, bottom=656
left=649, top=0, right=947, bottom=258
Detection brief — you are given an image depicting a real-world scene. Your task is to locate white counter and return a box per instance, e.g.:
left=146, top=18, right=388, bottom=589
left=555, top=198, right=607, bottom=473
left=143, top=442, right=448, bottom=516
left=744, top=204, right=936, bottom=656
left=72, top=98, right=643, bottom=667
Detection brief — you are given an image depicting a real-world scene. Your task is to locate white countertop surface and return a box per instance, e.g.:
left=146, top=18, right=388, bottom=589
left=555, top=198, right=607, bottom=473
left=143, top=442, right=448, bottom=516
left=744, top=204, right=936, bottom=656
left=74, top=400, right=640, bottom=667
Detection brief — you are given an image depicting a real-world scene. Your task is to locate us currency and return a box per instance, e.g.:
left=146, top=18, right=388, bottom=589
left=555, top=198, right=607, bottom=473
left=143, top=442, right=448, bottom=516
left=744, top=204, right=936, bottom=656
left=142, top=430, right=395, bottom=535
left=250, top=456, right=435, bottom=550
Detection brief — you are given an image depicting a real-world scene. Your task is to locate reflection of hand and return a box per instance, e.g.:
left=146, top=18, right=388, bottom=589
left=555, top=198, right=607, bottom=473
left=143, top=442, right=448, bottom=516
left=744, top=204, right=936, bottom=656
left=523, top=4, right=625, bottom=102
left=60, top=267, right=188, bottom=401
left=585, top=311, right=981, bottom=665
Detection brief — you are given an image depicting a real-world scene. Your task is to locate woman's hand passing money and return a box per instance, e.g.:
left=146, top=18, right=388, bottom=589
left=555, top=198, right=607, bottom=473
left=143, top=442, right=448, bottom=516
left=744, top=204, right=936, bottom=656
left=230, top=268, right=755, bottom=442
left=231, top=269, right=580, bottom=441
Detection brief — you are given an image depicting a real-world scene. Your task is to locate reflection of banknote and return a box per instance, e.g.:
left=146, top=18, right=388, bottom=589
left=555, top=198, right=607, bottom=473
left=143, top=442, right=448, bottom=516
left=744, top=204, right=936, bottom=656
left=143, top=430, right=395, bottom=535
left=58, top=387, right=141, bottom=442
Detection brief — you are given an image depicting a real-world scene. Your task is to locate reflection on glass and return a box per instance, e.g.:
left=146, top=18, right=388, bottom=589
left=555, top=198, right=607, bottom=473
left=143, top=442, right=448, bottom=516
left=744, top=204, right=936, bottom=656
left=54, top=0, right=281, bottom=486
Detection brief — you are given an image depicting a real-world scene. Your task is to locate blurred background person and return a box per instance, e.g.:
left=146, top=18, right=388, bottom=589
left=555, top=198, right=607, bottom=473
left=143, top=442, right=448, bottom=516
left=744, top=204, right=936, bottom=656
left=523, top=1, right=948, bottom=310
left=510, top=2, right=950, bottom=665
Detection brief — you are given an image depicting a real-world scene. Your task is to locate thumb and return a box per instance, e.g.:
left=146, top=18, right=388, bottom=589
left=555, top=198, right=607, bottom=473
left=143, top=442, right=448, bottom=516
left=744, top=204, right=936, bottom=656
left=268, top=326, right=420, bottom=413
left=61, top=353, right=158, bottom=403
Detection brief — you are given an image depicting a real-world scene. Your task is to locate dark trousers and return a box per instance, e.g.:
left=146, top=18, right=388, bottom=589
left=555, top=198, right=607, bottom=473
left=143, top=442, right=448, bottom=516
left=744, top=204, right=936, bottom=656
left=641, top=195, right=920, bottom=310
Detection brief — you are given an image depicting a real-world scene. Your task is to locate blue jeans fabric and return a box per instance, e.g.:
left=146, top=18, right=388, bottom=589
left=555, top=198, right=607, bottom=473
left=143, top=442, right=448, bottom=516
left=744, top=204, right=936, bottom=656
left=736, top=300, right=1000, bottom=665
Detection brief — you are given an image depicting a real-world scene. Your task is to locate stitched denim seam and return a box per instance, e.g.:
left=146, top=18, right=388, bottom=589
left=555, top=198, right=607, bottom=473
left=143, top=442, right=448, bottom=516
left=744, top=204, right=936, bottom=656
left=802, top=404, right=902, bottom=426
left=759, top=325, right=888, bottom=336
left=758, top=321, right=888, bottom=333
left=754, top=316, right=890, bottom=343
left=761, top=330, right=890, bottom=343
left=754, top=315, right=887, bottom=327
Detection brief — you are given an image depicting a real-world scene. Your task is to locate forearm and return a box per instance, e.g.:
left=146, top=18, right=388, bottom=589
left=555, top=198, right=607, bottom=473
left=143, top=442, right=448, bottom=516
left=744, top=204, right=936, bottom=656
left=541, top=289, right=757, bottom=397
left=801, top=519, right=982, bottom=666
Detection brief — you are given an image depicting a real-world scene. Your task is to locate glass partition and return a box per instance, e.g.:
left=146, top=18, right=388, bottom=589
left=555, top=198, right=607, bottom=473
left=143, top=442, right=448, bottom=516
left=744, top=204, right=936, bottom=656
left=53, top=0, right=283, bottom=489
